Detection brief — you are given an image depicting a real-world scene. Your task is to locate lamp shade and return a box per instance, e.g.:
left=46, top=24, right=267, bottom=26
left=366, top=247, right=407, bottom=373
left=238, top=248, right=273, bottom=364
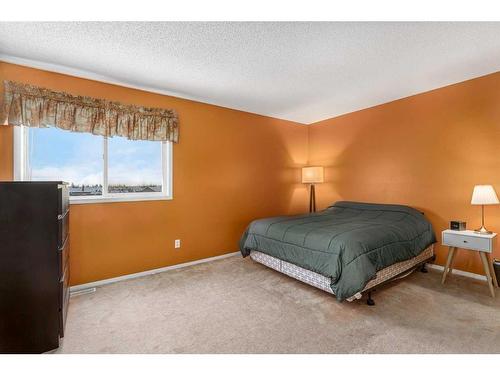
left=471, top=185, right=499, bottom=205
left=302, top=166, right=324, bottom=184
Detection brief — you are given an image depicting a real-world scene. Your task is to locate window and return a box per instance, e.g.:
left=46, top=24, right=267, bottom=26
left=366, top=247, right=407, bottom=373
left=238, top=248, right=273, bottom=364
left=14, top=126, right=172, bottom=203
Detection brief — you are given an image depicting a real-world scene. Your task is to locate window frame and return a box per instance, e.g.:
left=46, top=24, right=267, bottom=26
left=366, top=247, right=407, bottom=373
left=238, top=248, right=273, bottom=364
left=13, top=126, right=173, bottom=204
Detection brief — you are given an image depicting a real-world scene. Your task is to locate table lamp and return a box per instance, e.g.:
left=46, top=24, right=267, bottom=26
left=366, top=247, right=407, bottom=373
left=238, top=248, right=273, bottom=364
left=471, top=185, right=499, bottom=234
left=302, top=166, right=324, bottom=213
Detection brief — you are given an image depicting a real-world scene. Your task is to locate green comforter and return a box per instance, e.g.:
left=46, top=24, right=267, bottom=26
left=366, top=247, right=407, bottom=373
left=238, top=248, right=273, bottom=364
left=240, top=201, right=436, bottom=300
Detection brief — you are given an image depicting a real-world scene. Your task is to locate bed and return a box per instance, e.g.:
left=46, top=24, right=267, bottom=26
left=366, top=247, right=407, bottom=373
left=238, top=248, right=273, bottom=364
left=240, top=201, right=436, bottom=304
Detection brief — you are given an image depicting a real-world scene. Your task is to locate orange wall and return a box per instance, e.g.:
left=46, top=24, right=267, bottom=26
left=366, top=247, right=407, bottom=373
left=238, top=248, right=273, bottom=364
left=2, top=61, right=499, bottom=282
left=308, top=72, right=500, bottom=275
left=0, top=62, right=309, bottom=285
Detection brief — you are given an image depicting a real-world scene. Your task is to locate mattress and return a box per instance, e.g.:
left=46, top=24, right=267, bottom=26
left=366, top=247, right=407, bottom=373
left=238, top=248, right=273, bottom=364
left=250, top=244, right=434, bottom=301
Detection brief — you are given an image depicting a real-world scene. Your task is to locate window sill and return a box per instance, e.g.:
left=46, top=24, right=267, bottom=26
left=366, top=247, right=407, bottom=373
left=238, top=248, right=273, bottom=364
left=70, top=194, right=173, bottom=205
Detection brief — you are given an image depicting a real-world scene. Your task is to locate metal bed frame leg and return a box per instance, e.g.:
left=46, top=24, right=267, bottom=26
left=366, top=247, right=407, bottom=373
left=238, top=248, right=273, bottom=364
left=367, top=291, right=375, bottom=306
left=364, top=260, right=430, bottom=306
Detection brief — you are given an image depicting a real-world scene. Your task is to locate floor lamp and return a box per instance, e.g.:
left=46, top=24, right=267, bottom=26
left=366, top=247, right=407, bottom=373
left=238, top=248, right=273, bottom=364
left=302, top=166, right=324, bottom=213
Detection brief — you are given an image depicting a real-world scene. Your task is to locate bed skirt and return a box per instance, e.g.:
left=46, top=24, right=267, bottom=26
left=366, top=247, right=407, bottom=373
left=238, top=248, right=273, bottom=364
left=250, top=244, right=434, bottom=302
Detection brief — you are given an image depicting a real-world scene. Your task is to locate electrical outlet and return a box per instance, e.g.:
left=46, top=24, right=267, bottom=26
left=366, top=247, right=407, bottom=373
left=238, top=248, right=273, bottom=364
left=174, top=239, right=181, bottom=249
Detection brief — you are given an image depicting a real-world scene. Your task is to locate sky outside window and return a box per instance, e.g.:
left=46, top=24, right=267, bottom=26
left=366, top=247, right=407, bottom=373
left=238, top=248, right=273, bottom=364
left=29, top=127, right=103, bottom=194
left=107, top=136, right=162, bottom=194
left=28, top=127, right=163, bottom=196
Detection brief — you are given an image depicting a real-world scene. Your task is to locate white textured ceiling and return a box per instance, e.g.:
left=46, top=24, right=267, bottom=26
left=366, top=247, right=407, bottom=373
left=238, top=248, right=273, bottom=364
left=1, top=22, right=500, bottom=124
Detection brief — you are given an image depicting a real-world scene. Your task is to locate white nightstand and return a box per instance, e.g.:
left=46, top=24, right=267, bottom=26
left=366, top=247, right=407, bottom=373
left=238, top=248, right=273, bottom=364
left=441, top=229, right=499, bottom=297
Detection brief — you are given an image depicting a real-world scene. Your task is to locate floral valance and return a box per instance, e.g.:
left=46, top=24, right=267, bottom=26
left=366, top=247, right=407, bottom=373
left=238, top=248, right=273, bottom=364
left=1, top=80, right=179, bottom=142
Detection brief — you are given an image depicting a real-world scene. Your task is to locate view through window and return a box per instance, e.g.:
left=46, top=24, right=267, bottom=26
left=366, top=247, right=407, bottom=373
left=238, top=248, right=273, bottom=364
left=27, top=126, right=167, bottom=199
left=29, top=127, right=103, bottom=196
left=107, top=136, right=162, bottom=194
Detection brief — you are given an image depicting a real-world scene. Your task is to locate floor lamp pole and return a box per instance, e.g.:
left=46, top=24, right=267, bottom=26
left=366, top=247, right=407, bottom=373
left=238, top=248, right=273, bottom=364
left=309, top=184, right=316, bottom=213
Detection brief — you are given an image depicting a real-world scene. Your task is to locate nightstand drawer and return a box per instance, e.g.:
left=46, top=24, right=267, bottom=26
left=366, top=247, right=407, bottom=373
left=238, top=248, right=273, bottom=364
left=442, top=232, right=493, bottom=252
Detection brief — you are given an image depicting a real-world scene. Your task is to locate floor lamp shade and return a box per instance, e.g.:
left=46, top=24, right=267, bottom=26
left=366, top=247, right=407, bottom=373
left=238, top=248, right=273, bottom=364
left=302, top=167, right=324, bottom=213
left=471, top=185, right=499, bottom=234
left=302, top=166, right=324, bottom=184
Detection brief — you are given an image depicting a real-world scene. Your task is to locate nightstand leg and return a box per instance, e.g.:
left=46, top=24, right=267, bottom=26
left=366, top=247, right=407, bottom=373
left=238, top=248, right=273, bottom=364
left=449, top=247, right=458, bottom=275
left=486, top=253, right=499, bottom=288
left=479, top=252, right=495, bottom=298
left=441, top=247, right=456, bottom=284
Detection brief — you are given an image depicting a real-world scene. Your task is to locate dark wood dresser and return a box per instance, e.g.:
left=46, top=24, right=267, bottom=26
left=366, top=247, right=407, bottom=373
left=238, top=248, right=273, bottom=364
left=0, top=181, right=70, bottom=353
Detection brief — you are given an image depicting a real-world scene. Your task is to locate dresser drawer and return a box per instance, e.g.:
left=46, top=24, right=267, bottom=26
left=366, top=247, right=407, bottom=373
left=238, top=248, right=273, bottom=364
left=58, top=235, right=69, bottom=277
left=58, top=184, right=69, bottom=216
left=442, top=232, right=493, bottom=252
left=58, top=210, right=69, bottom=249
left=59, top=264, right=70, bottom=337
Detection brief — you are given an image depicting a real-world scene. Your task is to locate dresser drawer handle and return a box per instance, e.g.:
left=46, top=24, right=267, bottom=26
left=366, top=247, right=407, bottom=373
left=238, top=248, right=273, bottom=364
left=463, top=240, right=468, bottom=243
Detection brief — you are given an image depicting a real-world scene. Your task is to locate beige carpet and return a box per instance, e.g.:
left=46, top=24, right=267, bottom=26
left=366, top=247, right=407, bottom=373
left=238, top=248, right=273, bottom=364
left=56, top=255, right=500, bottom=354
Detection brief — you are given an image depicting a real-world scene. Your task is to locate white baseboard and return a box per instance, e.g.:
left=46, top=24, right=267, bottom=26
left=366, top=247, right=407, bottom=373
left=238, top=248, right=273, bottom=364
left=70, top=251, right=240, bottom=293
left=427, top=263, right=487, bottom=281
